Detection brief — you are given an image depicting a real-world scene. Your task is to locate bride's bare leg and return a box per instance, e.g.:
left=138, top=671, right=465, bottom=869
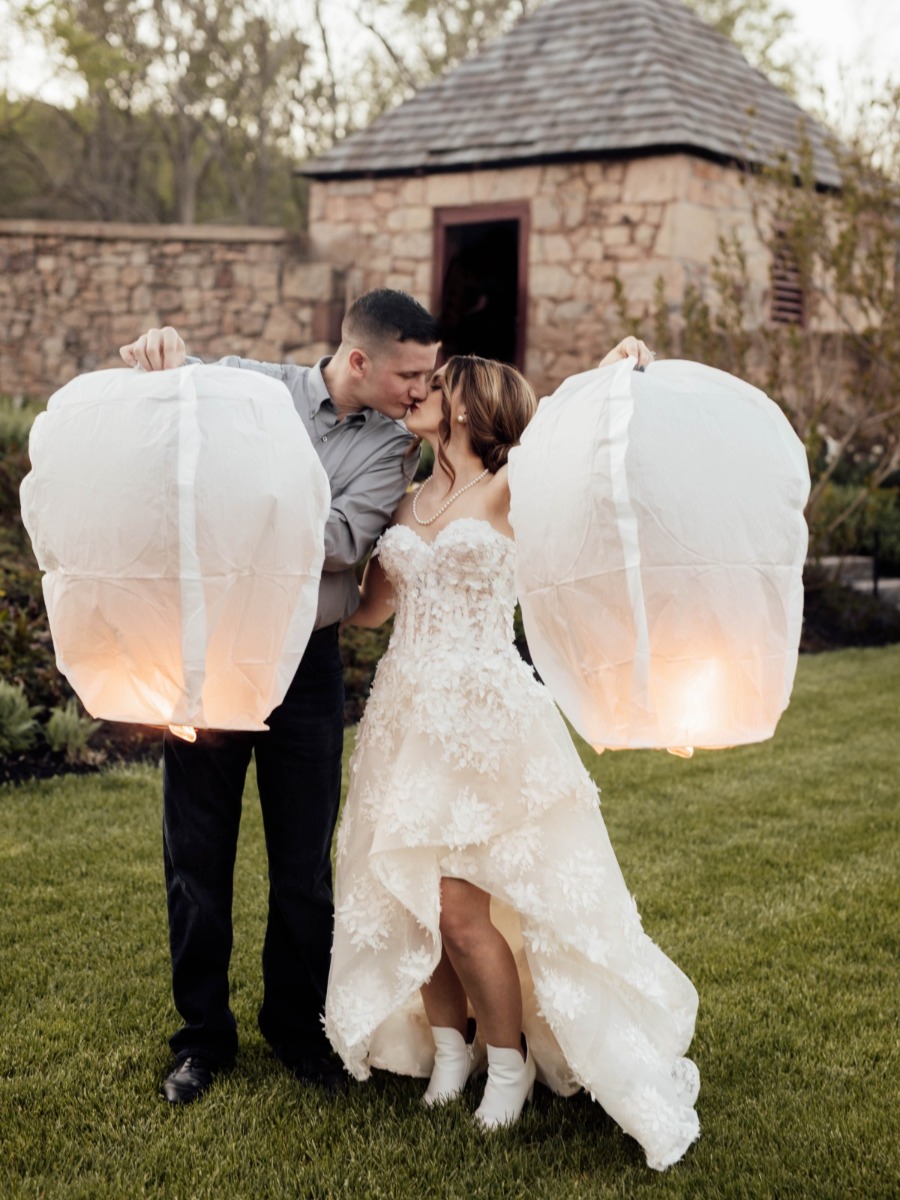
left=437, top=878, right=523, bottom=1052
left=421, top=948, right=468, bottom=1036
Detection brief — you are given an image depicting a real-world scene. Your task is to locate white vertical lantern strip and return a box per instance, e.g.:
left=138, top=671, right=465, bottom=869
left=21, top=364, right=331, bottom=731
left=508, top=358, right=810, bottom=754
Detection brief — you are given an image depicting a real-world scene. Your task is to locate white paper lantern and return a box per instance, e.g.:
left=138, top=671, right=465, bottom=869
left=21, top=364, right=330, bottom=732
left=508, top=358, right=810, bottom=754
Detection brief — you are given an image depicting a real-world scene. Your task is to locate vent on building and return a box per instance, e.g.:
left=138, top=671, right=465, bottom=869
left=770, top=227, right=805, bottom=326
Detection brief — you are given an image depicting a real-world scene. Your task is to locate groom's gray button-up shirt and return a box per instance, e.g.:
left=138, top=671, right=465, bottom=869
left=196, top=354, right=418, bottom=629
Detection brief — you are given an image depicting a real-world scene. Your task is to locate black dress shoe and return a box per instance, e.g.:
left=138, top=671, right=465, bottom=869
left=161, top=1054, right=218, bottom=1104
left=279, top=1051, right=350, bottom=1095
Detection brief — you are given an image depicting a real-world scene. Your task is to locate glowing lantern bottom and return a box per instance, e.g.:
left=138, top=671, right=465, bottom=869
left=21, top=364, right=331, bottom=731
left=509, top=358, right=810, bottom=754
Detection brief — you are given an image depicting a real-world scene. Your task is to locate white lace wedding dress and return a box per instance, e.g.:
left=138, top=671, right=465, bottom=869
left=325, top=518, right=700, bottom=1170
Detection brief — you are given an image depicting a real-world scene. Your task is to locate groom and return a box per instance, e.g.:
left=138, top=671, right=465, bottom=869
left=120, top=289, right=440, bottom=1103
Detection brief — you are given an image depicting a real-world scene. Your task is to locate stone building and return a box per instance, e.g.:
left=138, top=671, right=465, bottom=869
left=301, top=0, right=839, bottom=397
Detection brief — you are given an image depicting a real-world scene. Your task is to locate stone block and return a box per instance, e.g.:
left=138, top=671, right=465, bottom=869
left=398, top=178, right=426, bottom=205
left=301, top=341, right=333, bottom=362
left=585, top=260, right=617, bottom=283
left=532, top=194, right=562, bottom=232
left=602, top=225, right=632, bottom=247
left=489, top=166, right=540, bottom=201
left=572, top=273, right=602, bottom=301
left=621, top=155, right=691, bottom=205
left=535, top=234, right=572, bottom=264
left=530, top=264, right=574, bottom=300
left=335, top=180, right=377, bottom=198
left=345, top=197, right=379, bottom=224
left=572, top=234, right=605, bottom=260
left=543, top=163, right=577, bottom=187
left=603, top=243, right=642, bottom=261
left=654, top=201, right=720, bottom=262
left=616, top=259, right=687, bottom=307
left=282, top=261, right=338, bottom=301
left=386, top=206, right=432, bottom=233
left=560, top=182, right=588, bottom=229
left=426, top=173, right=472, bottom=207
left=388, top=232, right=432, bottom=264
left=413, top=261, right=432, bottom=295
left=555, top=299, right=596, bottom=323
left=634, top=223, right=656, bottom=249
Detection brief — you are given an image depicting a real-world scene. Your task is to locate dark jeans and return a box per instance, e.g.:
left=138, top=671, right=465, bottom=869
left=162, top=623, right=344, bottom=1067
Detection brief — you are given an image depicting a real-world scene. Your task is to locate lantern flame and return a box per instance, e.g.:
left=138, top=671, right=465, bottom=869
left=169, top=724, right=197, bottom=743
left=676, top=658, right=726, bottom=742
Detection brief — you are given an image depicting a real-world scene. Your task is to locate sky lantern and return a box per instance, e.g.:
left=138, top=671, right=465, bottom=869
left=509, top=357, right=810, bottom=756
left=21, top=364, right=330, bottom=737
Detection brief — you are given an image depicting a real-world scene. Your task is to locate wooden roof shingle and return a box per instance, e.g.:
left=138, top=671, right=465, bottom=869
left=301, top=0, right=840, bottom=187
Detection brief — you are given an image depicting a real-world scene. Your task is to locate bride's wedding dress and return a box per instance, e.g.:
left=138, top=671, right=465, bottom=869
left=325, top=518, right=700, bottom=1170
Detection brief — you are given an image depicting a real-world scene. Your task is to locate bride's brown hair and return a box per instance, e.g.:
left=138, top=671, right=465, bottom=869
left=433, top=355, right=537, bottom=486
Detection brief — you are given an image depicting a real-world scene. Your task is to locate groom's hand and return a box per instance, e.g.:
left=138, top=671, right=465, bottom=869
left=120, top=326, right=186, bottom=371
left=598, top=336, right=655, bottom=370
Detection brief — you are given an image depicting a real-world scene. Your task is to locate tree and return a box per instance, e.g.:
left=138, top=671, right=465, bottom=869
left=685, top=0, right=801, bottom=94
left=3, top=0, right=316, bottom=223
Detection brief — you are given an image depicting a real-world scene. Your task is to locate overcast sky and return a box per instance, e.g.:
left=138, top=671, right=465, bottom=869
left=781, top=0, right=899, bottom=123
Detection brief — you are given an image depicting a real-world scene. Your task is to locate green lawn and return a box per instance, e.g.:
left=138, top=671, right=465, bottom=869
left=1, top=646, right=898, bottom=1199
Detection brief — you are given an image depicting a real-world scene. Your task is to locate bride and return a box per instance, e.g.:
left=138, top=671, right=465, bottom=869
left=325, top=341, right=701, bottom=1171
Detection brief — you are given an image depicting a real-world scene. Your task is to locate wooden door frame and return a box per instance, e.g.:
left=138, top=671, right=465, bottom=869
left=432, top=201, right=530, bottom=370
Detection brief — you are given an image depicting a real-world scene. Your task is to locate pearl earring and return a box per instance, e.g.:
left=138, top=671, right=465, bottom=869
left=457, top=415, right=466, bottom=423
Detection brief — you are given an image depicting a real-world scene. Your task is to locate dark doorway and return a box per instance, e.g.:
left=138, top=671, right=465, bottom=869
left=433, top=204, right=529, bottom=369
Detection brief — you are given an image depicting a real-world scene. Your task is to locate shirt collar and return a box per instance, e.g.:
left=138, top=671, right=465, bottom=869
left=309, top=356, right=369, bottom=423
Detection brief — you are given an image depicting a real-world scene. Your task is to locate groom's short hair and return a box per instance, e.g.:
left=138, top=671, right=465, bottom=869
left=343, top=289, right=439, bottom=350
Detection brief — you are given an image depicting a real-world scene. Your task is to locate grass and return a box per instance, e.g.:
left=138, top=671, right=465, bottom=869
left=1, top=646, right=898, bottom=1199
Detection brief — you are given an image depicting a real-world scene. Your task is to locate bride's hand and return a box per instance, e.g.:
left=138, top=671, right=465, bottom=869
left=598, top=336, right=655, bottom=370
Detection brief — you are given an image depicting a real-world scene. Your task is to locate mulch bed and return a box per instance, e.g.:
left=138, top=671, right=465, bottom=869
left=1, top=722, right=163, bottom=788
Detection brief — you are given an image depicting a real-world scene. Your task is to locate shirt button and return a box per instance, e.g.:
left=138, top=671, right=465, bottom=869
left=321, top=435, right=328, bottom=442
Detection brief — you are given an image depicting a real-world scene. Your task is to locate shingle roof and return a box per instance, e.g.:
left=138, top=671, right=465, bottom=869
left=301, top=0, right=840, bottom=187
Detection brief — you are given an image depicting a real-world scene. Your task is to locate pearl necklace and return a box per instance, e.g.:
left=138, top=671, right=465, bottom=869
left=412, top=468, right=490, bottom=526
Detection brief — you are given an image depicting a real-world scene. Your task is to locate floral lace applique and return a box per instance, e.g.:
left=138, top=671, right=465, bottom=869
left=326, top=518, right=700, bottom=1172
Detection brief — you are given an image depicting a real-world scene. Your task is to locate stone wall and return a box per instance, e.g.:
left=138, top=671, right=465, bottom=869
left=308, top=153, right=773, bottom=398
left=0, top=220, right=347, bottom=400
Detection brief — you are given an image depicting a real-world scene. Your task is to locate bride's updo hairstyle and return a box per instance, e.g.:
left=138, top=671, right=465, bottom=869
left=436, top=355, right=537, bottom=483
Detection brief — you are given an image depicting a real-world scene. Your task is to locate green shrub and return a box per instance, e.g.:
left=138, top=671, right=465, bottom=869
left=802, top=571, right=900, bottom=650
left=815, top=484, right=900, bottom=574
left=0, top=395, right=44, bottom=449
left=0, top=678, right=42, bottom=755
left=1, top=397, right=69, bottom=715
left=45, top=697, right=103, bottom=763
left=341, top=622, right=394, bottom=724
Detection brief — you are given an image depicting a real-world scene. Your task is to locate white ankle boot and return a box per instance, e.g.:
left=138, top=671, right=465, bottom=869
left=422, top=1026, right=476, bottom=1107
left=474, top=1041, right=536, bottom=1129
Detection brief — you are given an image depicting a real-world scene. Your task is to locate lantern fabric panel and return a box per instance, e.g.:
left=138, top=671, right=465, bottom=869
left=21, top=364, right=330, bottom=730
left=508, top=358, right=809, bottom=752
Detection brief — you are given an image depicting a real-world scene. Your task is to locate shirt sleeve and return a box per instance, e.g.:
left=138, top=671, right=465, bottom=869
left=323, top=433, right=418, bottom=572
left=185, top=354, right=285, bottom=379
